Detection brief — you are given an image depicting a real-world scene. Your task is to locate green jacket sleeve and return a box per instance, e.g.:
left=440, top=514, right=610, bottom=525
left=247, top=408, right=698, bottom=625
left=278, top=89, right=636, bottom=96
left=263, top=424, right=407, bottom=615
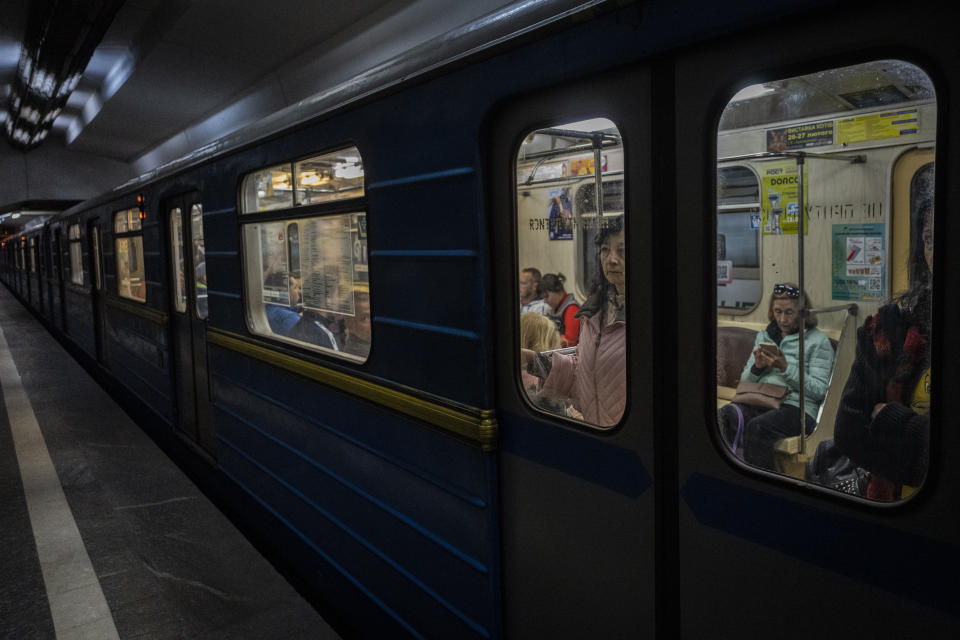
left=781, top=330, right=834, bottom=404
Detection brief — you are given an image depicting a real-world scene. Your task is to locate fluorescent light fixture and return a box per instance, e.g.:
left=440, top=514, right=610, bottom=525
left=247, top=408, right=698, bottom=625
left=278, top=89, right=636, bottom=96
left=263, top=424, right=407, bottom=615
left=730, top=84, right=776, bottom=102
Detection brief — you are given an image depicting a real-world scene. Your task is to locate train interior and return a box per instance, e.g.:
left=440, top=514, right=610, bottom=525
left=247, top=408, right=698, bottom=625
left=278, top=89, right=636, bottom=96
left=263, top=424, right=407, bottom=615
left=514, top=59, right=935, bottom=497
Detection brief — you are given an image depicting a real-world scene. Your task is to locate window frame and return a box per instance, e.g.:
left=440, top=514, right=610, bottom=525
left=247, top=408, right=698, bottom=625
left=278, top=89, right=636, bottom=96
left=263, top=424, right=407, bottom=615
left=68, top=222, right=83, bottom=285
left=238, top=144, right=371, bottom=363
left=710, top=59, right=939, bottom=506
left=113, top=207, right=146, bottom=303
left=716, top=164, right=762, bottom=315
left=513, top=117, right=629, bottom=431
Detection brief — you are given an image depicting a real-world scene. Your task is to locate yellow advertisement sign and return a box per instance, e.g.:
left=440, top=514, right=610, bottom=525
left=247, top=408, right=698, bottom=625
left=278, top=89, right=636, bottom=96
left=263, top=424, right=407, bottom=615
left=760, top=161, right=808, bottom=235
left=837, top=109, right=918, bottom=144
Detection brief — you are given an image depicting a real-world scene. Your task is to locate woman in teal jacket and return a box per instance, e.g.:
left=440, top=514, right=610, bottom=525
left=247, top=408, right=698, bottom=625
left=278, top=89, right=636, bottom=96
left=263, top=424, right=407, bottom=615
left=721, top=283, right=835, bottom=471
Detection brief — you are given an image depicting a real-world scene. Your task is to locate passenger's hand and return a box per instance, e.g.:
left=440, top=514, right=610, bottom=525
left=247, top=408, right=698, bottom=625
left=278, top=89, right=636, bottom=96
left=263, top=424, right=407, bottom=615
left=520, top=348, right=537, bottom=369
left=769, top=350, right=787, bottom=372
left=871, top=402, right=887, bottom=419
left=753, top=348, right=772, bottom=369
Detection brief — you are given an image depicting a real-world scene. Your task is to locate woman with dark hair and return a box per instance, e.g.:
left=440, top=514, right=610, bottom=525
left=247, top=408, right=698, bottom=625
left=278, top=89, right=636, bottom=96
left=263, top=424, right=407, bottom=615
left=720, top=283, right=835, bottom=471
left=540, top=272, right=580, bottom=347
left=834, top=181, right=934, bottom=500
left=521, top=216, right=626, bottom=427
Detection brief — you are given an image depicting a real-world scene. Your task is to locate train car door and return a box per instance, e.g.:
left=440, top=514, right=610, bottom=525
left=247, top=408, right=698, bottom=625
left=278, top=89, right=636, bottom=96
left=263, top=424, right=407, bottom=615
left=54, top=228, right=67, bottom=332
left=490, top=68, right=659, bottom=638
left=166, top=195, right=216, bottom=456
left=674, top=26, right=960, bottom=639
left=43, top=230, right=53, bottom=321
left=88, top=219, right=107, bottom=363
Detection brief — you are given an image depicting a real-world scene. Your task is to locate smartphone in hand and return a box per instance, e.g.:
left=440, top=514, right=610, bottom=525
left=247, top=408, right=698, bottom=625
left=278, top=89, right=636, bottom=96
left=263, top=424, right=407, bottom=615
left=759, top=342, right=782, bottom=357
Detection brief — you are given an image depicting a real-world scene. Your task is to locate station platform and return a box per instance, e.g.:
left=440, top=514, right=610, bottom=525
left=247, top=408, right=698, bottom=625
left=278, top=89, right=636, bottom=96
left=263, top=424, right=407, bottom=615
left=0, top=286, right=340, bottom=640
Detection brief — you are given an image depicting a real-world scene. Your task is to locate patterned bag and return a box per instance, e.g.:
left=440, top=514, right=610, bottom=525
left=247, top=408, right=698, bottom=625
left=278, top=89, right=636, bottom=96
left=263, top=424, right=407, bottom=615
left=805, top=439, right=871, bottom=496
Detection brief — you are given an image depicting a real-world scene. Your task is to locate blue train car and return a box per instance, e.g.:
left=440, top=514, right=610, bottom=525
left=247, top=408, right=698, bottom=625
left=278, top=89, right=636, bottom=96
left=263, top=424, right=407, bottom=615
left=2, top=1, right=959, bottom=638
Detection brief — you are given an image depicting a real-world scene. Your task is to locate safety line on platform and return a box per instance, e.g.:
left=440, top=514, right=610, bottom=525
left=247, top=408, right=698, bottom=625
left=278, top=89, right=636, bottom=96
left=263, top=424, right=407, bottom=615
left=0, top=321, right=120, bottom=640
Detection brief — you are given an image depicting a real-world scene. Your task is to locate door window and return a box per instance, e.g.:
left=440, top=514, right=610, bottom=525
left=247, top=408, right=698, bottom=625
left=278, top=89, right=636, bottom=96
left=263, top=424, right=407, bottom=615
left=715, top=60, right=936, bottom=503
left=170, top=208, right=187, bottom=313
left=191, top=204, right=208, bottom=319
left=515, top=118, right=627, bottom=429
left=114, top=208, right=146, bottom=302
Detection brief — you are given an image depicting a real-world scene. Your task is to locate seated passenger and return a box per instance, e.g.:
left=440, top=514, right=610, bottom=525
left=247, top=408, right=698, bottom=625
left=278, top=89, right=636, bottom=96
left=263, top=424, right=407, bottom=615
left=519, top=267, right=550, bottom=315
left=342, top=291, right=371, bottom=356
left=834, top=198, right=933, bottom=500
left=522, top=216, right=626, bottom=427
left=719, top=283, right=835, bottom=471
left=541, top=272, right=581, bottom=347
left=519, top=312, right=562, bottom=394
left=289, top=307, right=339, bottom=350
left=266, top=276, right=301, bottom=336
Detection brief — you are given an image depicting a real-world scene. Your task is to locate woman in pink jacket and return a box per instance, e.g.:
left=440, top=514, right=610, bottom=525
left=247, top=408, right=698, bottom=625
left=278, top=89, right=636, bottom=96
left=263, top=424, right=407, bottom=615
left=521, top=216, right=626, bottom=427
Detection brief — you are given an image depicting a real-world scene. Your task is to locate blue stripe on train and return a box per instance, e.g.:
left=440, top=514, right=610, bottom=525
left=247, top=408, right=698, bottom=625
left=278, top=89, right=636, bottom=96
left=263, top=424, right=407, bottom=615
left=498, top=410, right=652, bottom=498
left=681, top=473, right=960, bottom=616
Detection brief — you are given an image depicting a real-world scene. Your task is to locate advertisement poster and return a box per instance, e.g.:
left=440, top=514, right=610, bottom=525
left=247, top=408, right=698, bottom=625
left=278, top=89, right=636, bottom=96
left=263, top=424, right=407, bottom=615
left=832, top=223, right=885, bottom=301
left=766, top=120, right=834, bottom=151
left=260, top=224, right=290, bottom=305
left=548, top=188, right=573, bottom=240
left=760, top=160, right=808, bottom=235
left=352, top=213, right=368, bottom=285
left=837, top=109, right=918, bottom=145
left=301, top=215, right=355, bottom=315
left=717, top=260, right=733, bottom=285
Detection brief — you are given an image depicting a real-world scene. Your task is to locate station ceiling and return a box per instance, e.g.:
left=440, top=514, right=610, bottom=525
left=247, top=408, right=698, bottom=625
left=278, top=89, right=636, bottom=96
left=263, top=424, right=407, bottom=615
left=0, top=0, right=525, bottom=234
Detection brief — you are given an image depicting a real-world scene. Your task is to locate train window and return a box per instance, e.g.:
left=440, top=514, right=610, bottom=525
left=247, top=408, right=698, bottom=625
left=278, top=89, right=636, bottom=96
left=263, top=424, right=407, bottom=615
left=516, top=118, right=626, bottom=429
left=294, top=148, right=365, bottom=204
left=29, top=237, right=37, bottom=273
left=68, top=224, right=82, bottom=285
left=191, top=204, right=208, bottom=319
left=170, top=208, right=187, bottom=313
left=241, top=163, right=294, bottom=212
left=240, top=147, right=369, bottom=362
left=717, top=166, right=761, bottom=312
left=114, top=207, right=146, bottom=302
left=715, top=60, right=936, bottom=503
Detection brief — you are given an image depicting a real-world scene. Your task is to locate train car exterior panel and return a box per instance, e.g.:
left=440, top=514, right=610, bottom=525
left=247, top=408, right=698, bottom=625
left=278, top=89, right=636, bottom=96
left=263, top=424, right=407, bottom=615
left=64, top=286, right=96, bottom=355
left=671, top=3, right=960, bottom=639
left=102, top=305, right=173, bottom=422
left=214, top=412, right=495, bottom=633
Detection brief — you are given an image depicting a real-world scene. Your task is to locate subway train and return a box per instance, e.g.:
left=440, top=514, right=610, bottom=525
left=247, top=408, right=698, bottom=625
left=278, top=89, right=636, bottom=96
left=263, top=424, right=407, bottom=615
left=2, top=1, right=959, bottom=638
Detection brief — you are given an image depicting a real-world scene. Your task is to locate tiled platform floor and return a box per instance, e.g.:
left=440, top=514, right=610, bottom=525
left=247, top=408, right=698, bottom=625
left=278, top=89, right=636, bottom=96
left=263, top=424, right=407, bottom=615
left=0, top=286, right=340, bottom=640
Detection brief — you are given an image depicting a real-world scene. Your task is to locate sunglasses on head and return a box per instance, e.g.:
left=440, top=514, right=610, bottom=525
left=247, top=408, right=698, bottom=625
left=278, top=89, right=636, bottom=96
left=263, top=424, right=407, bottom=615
left=773, top=284, right=801, bottom=298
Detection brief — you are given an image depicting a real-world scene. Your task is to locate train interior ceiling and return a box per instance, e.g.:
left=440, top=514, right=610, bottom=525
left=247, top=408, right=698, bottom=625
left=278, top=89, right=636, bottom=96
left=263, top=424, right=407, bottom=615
left=2, top=1, right=959, bottom=639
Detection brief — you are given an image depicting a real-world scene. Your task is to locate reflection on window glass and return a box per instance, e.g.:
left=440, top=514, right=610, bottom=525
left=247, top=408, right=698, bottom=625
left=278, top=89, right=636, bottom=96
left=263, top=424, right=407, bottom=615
left=29, top=238, right=37, bottom=273
left=91, top=226, right=102, bottom=290
left=170, top=209, right=186, bottom=312
left=715, top=60, right=935, bottom=503
left=114, top=207, right=145, bottom=302
left=295, top=148, right=365, bottom=205
left=191, top=204, right=207, bottom=319
left=68, top=223, right=82, bottom=285
left=516, top=118, right=626, bottom=429
left=241, top=164, right=294, bottom=212
left=243, top=212, right=370, bottom=361
left=240, top=147, right=365, bottom=214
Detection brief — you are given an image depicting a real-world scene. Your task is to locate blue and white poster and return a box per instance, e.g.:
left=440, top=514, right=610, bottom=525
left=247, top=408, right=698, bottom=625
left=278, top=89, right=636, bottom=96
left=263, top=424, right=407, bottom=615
left=548, top=188, right=573, bottom=241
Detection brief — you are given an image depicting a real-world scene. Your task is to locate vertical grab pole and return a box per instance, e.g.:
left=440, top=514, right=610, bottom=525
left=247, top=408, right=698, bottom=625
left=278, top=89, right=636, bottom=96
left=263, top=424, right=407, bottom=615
left=593, top=134, right=604, bottom=220
left=797, top=154, right=806, bottom=456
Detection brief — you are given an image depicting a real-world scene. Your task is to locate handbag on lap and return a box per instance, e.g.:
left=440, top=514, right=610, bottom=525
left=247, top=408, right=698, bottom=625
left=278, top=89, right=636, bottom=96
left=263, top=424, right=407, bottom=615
left=731, top=381, right=788, bottom=409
